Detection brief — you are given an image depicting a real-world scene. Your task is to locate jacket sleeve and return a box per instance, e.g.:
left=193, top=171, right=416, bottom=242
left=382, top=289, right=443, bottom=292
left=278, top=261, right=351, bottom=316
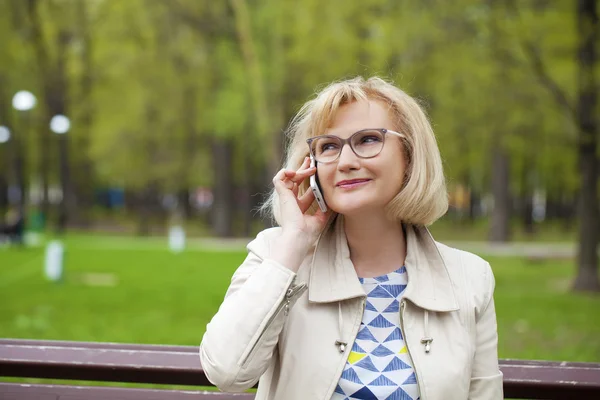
left=199, top=230, right=302, bottom=392
left=469, top=262, right=504, bottom=399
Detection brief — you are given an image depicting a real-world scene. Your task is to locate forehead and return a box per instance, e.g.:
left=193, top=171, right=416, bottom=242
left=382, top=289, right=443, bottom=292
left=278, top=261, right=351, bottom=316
left=325, top=99, right=394, bottom=137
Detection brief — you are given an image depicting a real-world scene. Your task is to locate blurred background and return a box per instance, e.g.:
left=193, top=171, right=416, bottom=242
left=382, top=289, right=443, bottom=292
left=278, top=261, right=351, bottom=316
left=0, top=0, right=598, bottom=369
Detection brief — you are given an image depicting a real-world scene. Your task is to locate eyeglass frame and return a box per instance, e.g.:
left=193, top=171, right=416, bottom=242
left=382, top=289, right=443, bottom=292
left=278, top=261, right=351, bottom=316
left=306, top=128, right=407, bottom=164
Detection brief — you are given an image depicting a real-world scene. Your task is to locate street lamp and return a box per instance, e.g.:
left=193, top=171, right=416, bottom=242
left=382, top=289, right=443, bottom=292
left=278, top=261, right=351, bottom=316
left=50, top=114, right=71, bottom=234
left=50, top=115, right=70, bottom=135
left=11, top=90, right=37, bottom=218
left=12, top=91, right=37, bottom=112
left=0, top=126, right=10, bottom=143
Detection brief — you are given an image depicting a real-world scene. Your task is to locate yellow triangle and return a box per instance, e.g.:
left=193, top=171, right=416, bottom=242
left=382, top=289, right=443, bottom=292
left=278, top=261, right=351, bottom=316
left=399, top=346, right=407, bottom=354
left=348, top=351, right=367, bottom=364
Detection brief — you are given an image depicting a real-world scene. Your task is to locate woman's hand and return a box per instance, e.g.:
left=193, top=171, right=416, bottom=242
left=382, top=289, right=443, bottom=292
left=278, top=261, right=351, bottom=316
left=271, top=157, right=331, bottom=265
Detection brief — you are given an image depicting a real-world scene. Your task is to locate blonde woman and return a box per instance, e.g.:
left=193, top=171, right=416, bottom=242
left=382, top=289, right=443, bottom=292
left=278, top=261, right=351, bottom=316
left=200, top=77, right=503, bottom=399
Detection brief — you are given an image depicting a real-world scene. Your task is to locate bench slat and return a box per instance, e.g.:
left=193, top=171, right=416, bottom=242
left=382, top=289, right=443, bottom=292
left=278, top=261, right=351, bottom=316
left=0, top=382, right=255, bottom=399
left=0, top=342, right=206, bottom=386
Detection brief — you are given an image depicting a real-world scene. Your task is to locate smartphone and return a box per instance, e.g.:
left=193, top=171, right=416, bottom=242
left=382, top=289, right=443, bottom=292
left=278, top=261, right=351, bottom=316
left=309, top=155, right=328, bottom=212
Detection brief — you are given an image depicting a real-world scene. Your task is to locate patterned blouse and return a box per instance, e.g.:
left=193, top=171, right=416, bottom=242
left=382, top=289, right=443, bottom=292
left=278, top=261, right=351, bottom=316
left=332, top=265, right=420, bottom=400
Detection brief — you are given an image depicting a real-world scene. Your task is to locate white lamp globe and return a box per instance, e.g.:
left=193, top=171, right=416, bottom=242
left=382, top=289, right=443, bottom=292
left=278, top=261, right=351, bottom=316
left=12, top=91, right=37, bottom=111
left=50, top=115, right=71, bottom=134
left=0, top=126, right=10, bottom=143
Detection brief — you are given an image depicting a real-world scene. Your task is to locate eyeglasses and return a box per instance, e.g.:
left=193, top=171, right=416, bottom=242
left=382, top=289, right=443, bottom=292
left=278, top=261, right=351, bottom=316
left=306, top=128, right=406, bottom=164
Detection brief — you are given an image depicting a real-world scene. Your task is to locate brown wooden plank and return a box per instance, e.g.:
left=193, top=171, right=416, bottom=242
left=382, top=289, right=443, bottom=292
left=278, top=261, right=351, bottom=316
left=0, top=341, right=207, bottom=385
left=0, top=339, right=196, bottom=353
left=0, top=383, right=255, bottom=400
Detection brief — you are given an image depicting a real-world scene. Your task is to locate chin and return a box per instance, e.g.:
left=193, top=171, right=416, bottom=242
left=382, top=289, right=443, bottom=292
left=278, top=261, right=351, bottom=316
left=328, top=200, right=375, bottom=216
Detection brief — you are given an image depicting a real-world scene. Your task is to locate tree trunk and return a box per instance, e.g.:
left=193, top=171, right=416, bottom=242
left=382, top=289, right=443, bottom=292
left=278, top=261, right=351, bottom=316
left=521, top=169, right=535, bottom=235
left=488, top=0, right=512, bottom=243
left=28, top=0, right=51, bottom=219
left=572, top=0, right=599, bottom=292
left=136, top=186, right=153, bottom=237
left=56, top=133, right=70, bottom=234
left=13, top=115, right=27, bottom=215
left=489, top=148, right=511, bottom=242
left=70, top=0, right=95, bottom=227
left=54, top=31, right=71, bottom=234
left=211, top=139, right=234, bottom=237
left=230, top=0, right=276, bottom=175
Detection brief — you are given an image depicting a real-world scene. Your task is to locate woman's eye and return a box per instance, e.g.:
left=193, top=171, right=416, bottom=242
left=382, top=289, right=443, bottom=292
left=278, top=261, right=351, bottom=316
left=360, top=135, right=382, bottom=144
left=321, top=143, right=339, bottom=152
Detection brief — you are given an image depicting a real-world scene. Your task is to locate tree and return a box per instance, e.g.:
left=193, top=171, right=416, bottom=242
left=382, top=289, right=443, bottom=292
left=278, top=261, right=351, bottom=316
left=509, top=0, right=599, bottom=291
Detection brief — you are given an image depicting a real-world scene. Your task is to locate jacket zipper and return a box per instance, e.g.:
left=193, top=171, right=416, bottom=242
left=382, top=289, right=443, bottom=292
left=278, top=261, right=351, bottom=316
left=400, top=300, right=425, bottom=399
left=240, top=279, right=308, bottom=368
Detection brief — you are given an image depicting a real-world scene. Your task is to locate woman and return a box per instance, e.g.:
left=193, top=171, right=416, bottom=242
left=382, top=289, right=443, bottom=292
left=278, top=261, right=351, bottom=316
left=200, top=77, right=503, bottom=399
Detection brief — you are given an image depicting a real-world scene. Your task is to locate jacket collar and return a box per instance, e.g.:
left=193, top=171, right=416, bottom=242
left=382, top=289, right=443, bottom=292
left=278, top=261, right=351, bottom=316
left=307, top=215, right=459, bottom=312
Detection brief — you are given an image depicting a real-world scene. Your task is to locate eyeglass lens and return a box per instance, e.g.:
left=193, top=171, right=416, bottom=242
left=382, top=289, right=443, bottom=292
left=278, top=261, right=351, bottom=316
left=310, top=129, right=385, bottom=163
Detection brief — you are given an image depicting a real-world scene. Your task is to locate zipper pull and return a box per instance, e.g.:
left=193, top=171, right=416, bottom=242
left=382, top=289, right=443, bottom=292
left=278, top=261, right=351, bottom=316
left=335, top=340, right=347, bottom=353
left=420, top=337, right=433, bottom=353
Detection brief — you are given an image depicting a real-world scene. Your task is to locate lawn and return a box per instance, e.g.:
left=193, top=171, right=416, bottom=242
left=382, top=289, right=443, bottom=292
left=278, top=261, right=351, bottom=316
left=1, top=234, right=599, bottom=365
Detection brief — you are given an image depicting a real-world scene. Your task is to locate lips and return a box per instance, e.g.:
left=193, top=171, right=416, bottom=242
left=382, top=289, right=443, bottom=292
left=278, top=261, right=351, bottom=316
left=336, top=179, right=371, bottom=187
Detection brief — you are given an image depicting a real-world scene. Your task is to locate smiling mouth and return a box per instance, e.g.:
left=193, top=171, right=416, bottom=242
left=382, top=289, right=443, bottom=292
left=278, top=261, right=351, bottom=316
left=336, top=179, right=371, bottom=188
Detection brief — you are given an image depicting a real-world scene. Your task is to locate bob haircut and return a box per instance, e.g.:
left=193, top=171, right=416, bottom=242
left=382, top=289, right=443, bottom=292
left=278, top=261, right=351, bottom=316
left=261, top=76, right=448, bottom=227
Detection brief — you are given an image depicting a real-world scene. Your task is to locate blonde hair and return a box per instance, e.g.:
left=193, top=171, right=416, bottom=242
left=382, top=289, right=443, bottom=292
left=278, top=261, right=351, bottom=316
left=261, top=76, right=448, bottom=226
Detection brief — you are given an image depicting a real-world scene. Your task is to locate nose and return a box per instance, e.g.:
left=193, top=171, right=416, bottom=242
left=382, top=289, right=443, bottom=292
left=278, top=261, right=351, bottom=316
left=337, top=143, right=360, bottom=172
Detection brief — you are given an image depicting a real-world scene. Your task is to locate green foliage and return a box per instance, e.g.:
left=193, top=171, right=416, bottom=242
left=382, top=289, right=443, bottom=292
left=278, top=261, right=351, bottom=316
left=0, top=0, right=588, bottom=202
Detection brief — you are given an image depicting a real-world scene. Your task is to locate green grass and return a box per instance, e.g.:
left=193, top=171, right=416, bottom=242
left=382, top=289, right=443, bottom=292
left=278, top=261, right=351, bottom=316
left=1, top=235, right=599, bottom=367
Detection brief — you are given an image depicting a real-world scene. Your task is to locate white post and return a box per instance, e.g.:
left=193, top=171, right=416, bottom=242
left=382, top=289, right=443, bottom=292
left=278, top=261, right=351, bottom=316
left=44, top=240, right=64, bottom=282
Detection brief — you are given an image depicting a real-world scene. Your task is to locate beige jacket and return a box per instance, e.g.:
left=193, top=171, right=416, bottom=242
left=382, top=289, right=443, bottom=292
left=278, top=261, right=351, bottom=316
left=200, top=216, right=503, bottom=399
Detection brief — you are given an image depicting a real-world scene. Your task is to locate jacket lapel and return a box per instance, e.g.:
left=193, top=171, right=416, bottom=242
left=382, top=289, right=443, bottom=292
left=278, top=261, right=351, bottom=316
left=307, top=215, right=459, bottom=312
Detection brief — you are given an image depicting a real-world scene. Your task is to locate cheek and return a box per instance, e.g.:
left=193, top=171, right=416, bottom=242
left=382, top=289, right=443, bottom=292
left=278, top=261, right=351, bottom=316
left=317, top=167, right=335, bottom=192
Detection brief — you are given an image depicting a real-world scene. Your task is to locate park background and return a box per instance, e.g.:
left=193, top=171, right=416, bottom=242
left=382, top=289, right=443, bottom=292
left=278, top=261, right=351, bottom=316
left=0, top=0, right=599, bottom=389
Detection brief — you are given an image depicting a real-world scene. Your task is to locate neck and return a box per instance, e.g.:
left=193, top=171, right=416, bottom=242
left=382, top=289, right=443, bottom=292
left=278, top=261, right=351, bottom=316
left=342, top=212, right=407, bottom=278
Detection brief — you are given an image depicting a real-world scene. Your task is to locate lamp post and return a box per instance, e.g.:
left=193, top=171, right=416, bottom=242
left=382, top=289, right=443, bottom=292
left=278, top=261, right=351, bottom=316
left=11, top=90, right=36, bottom=217
left=50, top=114, right=71, bottom=233
left=0, top=126, right=10, bottom=211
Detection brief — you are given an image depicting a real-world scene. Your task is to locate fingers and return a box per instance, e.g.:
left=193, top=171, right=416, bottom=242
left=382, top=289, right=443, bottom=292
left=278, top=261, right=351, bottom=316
left=289, top=158, right=316, bottom=184
left=298, top=187, right=315, bottom=213
left=273, top=156, right=317, bottom=200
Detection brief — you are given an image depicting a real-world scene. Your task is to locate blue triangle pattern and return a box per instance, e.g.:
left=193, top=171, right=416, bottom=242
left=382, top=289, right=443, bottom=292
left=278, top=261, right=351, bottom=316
left=365, top=301, right=378, bottom=312
left=352, top=341, right=366, bottom=353
left=358, top=277, right=365, bottom=284
left=336, top=266, right=418, bottom=400
left=356, top=326, right=378, bottom=342
left=355, top=356, right=379, bottom=372
left=384, top=328, right=403, bottom=342
left=341, top=367, right=363, bottom=384
left=385, top=387, right=413, bottom=400
left=381, top=284, right=407, bottom=298
left=372, top=344, right=395, bottom=357
left=383, top=299, right=400, bottom=313
left=350, top=386, right=378, bottom=399
left=402, top=373, right=417, bottom=385
left=368, top=374, right=397, bottom=386
left=382, top=357, right=412, bottom=371
left=368, top=285, right=394, bottom=298
left=368, top=315, right=395, bottom=328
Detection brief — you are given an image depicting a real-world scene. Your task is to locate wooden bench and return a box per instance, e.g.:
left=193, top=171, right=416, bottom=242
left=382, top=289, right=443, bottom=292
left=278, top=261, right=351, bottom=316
left=1, top=339, right=599, bottom=399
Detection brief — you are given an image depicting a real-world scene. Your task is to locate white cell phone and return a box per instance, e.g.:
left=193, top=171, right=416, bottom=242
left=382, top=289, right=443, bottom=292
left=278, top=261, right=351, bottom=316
left=309, top=155, right=328, bottom=212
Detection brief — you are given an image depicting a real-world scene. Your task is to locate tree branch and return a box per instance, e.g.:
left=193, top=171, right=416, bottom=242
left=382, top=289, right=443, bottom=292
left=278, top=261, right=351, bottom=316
left=507, top=0, right=577, bottom=123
